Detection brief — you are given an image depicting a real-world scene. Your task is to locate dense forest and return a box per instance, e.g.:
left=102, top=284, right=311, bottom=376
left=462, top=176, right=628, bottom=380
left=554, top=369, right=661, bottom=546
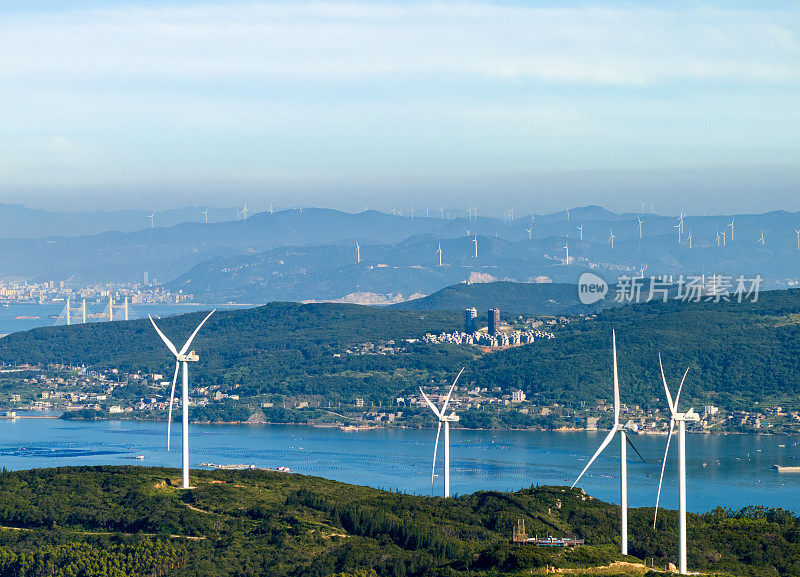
left=0, top=466, right=795, bottom=576
left=2, top=289, right=800, bottom=411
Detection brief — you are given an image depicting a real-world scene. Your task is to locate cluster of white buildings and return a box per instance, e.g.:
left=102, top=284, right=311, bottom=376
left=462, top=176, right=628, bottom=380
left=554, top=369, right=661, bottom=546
left=0, top=280, right=194, bottom=305
left=422, top=329, right=552, bottom=348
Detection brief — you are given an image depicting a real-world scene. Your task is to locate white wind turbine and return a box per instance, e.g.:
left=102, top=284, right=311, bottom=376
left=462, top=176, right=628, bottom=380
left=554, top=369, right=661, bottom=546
left=150, top=310, right=216, bottom=489
left=687, top=232, right=693, bottom=249
left=566, top=209, right=570, bottom=222
left=577, top=224, right=584, bottom=241
left=571, top=331, right=644, bottom=556
left=525, top=226, right=532, bottom=240
left=201, top=208, right=208, bottom=224
left=673, top=224, right=681, bottom=244
left=473, top=236, right=478, bottom=258
left=728, top=218, right=734, bottom=242
left=721, top=229, right=727, bottom=247
left=268, top=204, right=274, bottom=214
left=355, top=241, right=361, bottom=263
left=677, top=211, right=684, bottom=235
left=436, top=243, right=442, bottom=266
left=241, top=204, right=249, bottom=220
left=654, top=355, right=700, bottom=575
left=715, top=230, right=720, bottom=247
left=757, top=230, right=765, bottom=246
left=795, top=229, right=800, bottom=250
left=563, top=242, right=570, bottom=265
left=637, top=217, right=643, bottom=239
left=608, top=228, right=616, bottom=250
left=148, top=213, right=155, bottom=228
left=420, top=368, right=464, bottom=498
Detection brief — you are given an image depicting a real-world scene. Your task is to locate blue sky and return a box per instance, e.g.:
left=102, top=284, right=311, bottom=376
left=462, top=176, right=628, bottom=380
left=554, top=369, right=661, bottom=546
left=0, top=0, right=797, bottom=215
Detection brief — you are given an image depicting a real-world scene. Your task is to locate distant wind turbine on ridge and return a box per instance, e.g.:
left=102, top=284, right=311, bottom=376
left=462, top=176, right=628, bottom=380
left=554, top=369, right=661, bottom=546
left=150, top=310, right=215, bottom=489
left=795, top=229, right=800, bottom=250
left=473, top=236, right=478, bottom=258
left=420, top=368, right=464, bottom=498
left=757, top=230, right=765, bottom=246
left=355, top=241, right=361, bottom=263
left=728, top=218, right=735, bottom=242
left=563, top=242, right=570, bottom=265
left=148, top=212, right=155, bottom=228
left=571, top=330, right=644, bottom=556
left=654, top=355, right=700, bottom=575
left=436, top=243, right=442, bottom=266
left=577, top=224, right=583, bottom=241
left=525, top=226, right=532, bottom=240
left=608, top=228, right=615, bottom=250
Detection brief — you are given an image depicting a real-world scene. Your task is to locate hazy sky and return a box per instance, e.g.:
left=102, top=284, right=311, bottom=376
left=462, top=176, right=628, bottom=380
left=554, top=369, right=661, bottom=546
left=1, top=0, right=798, bottom=215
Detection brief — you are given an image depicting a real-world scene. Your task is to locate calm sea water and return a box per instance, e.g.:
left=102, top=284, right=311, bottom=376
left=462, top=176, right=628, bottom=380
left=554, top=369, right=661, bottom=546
left=0, top=303, right=252, bottom=335
left=0, top=418, right=797, bottom=513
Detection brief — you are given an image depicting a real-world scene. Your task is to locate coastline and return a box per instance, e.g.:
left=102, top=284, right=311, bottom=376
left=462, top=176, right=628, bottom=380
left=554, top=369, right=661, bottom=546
left=12, top=412, right=795, bottom=436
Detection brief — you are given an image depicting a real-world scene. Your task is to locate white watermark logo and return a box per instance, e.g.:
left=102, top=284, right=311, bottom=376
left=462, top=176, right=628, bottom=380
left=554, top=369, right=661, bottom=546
left=578, top=272, right=609, bottom=305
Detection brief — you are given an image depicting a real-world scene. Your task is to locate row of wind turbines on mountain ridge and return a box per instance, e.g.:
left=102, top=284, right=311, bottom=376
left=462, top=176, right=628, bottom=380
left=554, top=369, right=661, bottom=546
left=149, top=311, right=702, bottom=575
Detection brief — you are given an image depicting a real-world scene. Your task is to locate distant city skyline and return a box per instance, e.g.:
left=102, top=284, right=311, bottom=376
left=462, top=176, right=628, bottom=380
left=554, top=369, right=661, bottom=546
left=1, top=0, right=798, bottom=214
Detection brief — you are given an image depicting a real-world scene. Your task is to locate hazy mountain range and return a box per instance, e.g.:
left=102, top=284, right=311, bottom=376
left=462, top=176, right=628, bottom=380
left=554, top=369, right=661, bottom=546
left=2, top=205, right=800, bottom=303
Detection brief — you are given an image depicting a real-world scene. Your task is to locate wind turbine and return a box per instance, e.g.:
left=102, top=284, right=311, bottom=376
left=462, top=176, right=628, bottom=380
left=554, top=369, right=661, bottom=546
left=721, top=229, right=727, bottom=247
left=677, top=211, right=684, bottom=235
left=654, top=355, right=700, bottom=575
left=420, top=368, right=464, bottom=498
left=201, top=208, right=208, bottom=224
left=715, top=230, right=720, bottom=247
left=795, top=229, right=800, bottom=250
left=525, top=226, right=532, bottom=240
left=473, top=236, right=478, bottom=258
left=757, top=230, right=765, bottom=246
left=728, top=218, right=734, bottom=242
left=687, top=232, right=693, bottom=249
left=436, top=243, right=442, bottom=266
left=269, top=204, right=274, bottom=214
left=148, top=213, right=155, bottom=228
left=150, top=310, right=216, bottom=489
left=673, top=224, right=681, bottom=244
left=609, top=228, right=615, bottom=251
left=563, top=242, right=570, bottom=265
left=577, top=224, right=583, bottom=241
left=566, top=209, right=570, bottom=222
left=572, top=331, right=643, bottom=556
left=241, top=204, right=249, bottom=220
left=637, top=217, right=643, bottom=239
left=356, top=241, right=361, bottom=263
left=465, top=229, right=471, bottom=237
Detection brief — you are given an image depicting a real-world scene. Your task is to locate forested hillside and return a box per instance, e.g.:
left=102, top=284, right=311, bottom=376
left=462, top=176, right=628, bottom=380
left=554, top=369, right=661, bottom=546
left=2, top=290, right=800, bottom=411
left=0, top=466, right=795, bottom=576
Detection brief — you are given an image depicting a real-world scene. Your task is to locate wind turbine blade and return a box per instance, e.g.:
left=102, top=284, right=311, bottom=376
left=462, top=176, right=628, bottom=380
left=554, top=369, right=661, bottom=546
left=625, top=434, right=646, bottom=463
left=674, top=367, right=690, bottom=411
left=571, top=427, right=617, bottom=489
left=178, top=309, right=216, bottom=356
left=166, top=360, right=179, bottom=451
left=419, top=387, right=442, bottom=418
left=149, top=315, right=178, bottom=357
left=654, top=419, right=676, bottom=527
left=431, top=421, right=442, bottom=491
left=441, top=367, right=465, bottom=415
left=658, top=353, right=676, bottom=416
left=612, top=330, right=620, bottom=426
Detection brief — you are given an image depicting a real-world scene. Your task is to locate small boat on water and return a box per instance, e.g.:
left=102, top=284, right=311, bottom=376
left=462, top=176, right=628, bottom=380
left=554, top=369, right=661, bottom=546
left=774, top=465, right=800, bottom=473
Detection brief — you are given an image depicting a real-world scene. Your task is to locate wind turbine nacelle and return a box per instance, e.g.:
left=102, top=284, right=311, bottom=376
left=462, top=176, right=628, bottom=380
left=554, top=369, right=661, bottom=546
left=178, top=351, right=200, bottom=362
left=684, top=408, right=700, bottom=422
left=441, top=414, right=459, bottom=422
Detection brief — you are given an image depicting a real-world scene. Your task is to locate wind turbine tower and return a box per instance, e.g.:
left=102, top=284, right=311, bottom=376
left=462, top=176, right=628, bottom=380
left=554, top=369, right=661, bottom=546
left=758, top=230, right=765, bottom=245
left=571, top=331, right=644, bottom=555
left=687, top=232, right=693, bottom=249
left=795, top=229, right=800, bottom=250
left=525, top=227, right=532, bottom=240
left=356, top=241, right=361, bottom=263
left=637, top=217, right=643, bottom=239
left=436, top=243, right=442, bottom=266
left=148, top=213, right=155, bottom=228
left=563, top=242, right=570, bottom=265
left=577, top=224, right=583, bottom=241
left=654, top=356, right=700, bottom=575
left=201, top=208, right=208, bottom=223
left=609, top=228, right=615, bottom=250
left=420, top=368, right=464, bottom=497
left=150, top=310, right=215, bottom=489
left=473, top=236, right=478, bottom=258
left=728, top=218, right=734, bottom=242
